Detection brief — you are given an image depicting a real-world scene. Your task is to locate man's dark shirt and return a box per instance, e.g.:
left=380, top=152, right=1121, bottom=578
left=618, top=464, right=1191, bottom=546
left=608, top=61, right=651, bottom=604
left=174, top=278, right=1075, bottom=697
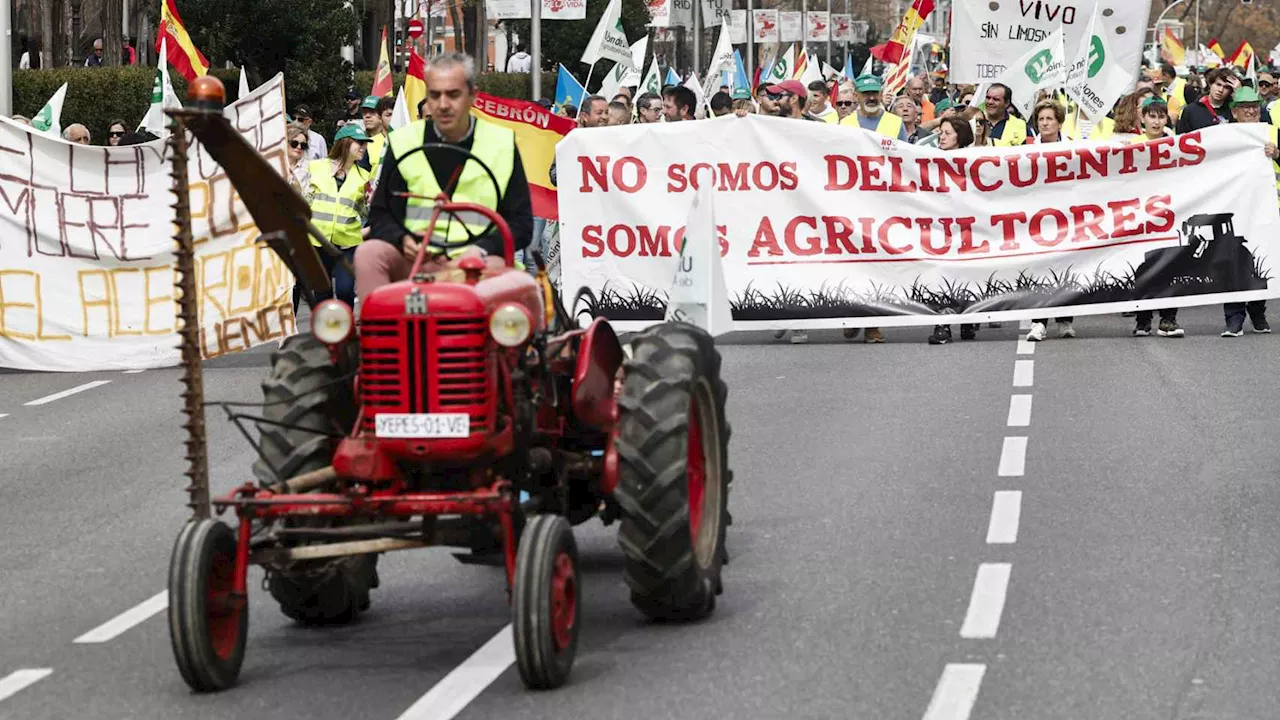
left=1176, top=96, right=1233, bottom=134
left=368, top=118, right=533, bottom=258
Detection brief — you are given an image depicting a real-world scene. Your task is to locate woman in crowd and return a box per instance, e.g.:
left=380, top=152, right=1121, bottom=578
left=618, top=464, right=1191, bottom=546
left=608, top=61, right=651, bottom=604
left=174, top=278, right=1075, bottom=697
left=928, top=116, right=982, bottom=345
left=285, top=121, right=312, bottom=198
left=293, top=124, right=370, bottom=311
left=1025, top=99, right=1076, bottom=342
left=105, top=120, right=128, bottom=147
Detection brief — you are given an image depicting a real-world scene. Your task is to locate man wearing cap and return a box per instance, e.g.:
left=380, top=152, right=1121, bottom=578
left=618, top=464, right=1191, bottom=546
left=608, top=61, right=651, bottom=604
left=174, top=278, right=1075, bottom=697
left=292, top=105, right=329, bottom=161
left=360, top=53, right=532, bottom=298
left=1219, top=85, right=1276, bottom=336
left=763, top=80, right=816, bottom=120
left=336, top=89, right=363, bottom=130
left=840, top=74, right=908, bottom=142
left=361, top=95, right=397, bottom=177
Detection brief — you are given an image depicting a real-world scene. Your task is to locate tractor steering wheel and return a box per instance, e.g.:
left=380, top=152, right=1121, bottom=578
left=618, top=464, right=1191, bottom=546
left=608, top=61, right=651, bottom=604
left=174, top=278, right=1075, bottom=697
left=384, top=142, right=513, bottom=264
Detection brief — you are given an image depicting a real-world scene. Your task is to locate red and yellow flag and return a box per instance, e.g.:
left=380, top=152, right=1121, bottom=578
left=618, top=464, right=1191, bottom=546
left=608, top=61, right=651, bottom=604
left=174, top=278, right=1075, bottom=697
left=883, top=0, right=935, bottom=66
left=1208, top=38, right=1225, bottom=59
left=372, top=26, right=394, bottom=98
left=1229, top=40, right=1254, bottom=69
left=792, top=48, right=809, bottom=81
left=471, top=93, right=576, bottom=220
left=156, top=0, right=208, bottom=82
left=1160, top=28, right=1185, bottom=66
left=405, top=48, right=427, bottom=121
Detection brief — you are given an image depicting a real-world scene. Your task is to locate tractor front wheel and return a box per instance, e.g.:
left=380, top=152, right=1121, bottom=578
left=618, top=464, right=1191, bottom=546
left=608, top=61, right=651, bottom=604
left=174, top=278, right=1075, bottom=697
left=513, top=514, right=580, bottom=690
left=614, top=322, right=731, bottom=622
left=168, top=519, right=248, bottom=692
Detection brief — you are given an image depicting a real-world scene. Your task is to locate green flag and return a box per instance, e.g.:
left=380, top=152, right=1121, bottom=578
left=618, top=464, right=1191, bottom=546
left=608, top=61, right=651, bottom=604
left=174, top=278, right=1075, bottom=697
left=31, top=83, right=68, bottom=135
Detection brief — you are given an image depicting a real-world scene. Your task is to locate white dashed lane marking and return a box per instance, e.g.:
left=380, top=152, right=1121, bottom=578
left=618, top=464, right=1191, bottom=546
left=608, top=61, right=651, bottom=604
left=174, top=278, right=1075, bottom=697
left=998, top=437, right=1027, bottom=477
left=24, top=380, right=111, bottom=406
left=73, top=591, right=168, bottom=644
left=960, top=563, right=1012, bottom=639
left=122, top=369, right=147, bottom=374
left=395, top=625, right=514, bottom=720
left=986, top=491, right=1022, bottom=544
left=1012, top=360, right=1034, bottom=387
left=1006, top=395, right=1032, bottom=427
left=922, top=663, right=986, bottom=720
left=0, top=669, right=53, bottom=703
left=1016, top=337, right=1035, bottom=355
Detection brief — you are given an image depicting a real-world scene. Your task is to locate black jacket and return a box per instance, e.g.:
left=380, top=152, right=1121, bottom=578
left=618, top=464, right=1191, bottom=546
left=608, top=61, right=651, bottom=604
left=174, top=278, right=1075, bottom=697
left=1176, top=97, right=1233, bottom=134
left=367, top=119, right=533, bottom=258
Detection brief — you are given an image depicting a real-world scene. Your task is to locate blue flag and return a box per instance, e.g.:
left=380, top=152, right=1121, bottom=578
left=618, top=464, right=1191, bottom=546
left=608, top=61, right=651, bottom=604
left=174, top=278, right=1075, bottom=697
left=554, top=64, right=585, bottom=111
left=843, top=53, right=855, bottom=83
left=665, top=67, right=681, bottom=87
left=732, top=50, right=750, bottom=90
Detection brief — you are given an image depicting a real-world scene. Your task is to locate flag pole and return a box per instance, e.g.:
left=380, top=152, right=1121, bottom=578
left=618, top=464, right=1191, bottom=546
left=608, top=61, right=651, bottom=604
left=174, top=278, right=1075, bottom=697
left=576, top=62, right=596, bottom=120
left=0, top=0, right=10, bottom=117
left=531, top=0, right=542, bottom=100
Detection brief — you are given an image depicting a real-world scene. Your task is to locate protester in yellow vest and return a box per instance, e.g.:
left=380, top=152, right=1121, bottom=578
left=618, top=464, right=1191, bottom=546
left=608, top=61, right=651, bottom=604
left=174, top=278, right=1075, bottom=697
left=302, top=123, right=371, bottom=307
left=360, top=95, right=394, bottom=178
left=356, top=53, right=534, bottom=300
left=979, top=83, right=1027, bottom=146
left=1220, top=85, right=1274, bottom=336
left=839, top=74, right=907, bottom=143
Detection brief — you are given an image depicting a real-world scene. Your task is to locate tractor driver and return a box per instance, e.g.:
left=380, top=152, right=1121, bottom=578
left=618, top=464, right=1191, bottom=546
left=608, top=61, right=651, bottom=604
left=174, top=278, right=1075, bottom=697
left=356, top=52, right=533, bottom=300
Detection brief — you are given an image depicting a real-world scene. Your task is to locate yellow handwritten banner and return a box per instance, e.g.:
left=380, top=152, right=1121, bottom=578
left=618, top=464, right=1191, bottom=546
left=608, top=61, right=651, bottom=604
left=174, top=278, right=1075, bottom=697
left=0, top=74, right=297, bottom=371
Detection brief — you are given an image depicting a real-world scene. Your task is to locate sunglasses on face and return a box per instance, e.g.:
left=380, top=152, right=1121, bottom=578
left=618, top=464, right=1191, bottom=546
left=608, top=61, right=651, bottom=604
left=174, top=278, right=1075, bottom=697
left=108, top=131, right=125, bottom=137
left=765, top=93, right=784, bottom=101
left=290, top=140, right=309, bottom=150
left=1262, top=81, right=1276, bottom=88
left=836, top=101, right=855, bottom=108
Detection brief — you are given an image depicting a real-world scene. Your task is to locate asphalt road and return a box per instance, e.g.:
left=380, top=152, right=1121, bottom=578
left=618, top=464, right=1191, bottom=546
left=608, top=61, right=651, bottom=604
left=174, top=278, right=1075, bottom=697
left=2, top=306, right=1279, bottom=719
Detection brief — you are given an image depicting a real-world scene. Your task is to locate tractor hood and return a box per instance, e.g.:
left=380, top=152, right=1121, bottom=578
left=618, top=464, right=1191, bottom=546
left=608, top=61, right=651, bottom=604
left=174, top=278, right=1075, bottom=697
left=359, top=268, right=546, bottom=330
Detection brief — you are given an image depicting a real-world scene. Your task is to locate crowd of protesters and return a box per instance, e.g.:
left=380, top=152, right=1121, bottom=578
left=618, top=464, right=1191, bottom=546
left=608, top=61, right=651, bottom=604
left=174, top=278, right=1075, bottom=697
left=544, top=59, right=1279, bottom=345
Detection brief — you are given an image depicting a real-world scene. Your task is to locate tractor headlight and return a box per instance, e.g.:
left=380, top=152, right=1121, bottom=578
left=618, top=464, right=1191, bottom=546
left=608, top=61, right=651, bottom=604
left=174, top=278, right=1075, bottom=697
left=311, top=299, right=354, bottom=345
left=489, top=303, right=532, bottom=347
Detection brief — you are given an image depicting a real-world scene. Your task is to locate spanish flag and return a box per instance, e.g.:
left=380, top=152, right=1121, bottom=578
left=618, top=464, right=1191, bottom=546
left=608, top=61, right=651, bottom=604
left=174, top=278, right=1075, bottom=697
left=1208, top=38, right=1225, bottom=59
left=156, top=0, right=208, bottom=82
left=1229, top=40, right=1255, bottom=69
left=405, top=48, right=427, bottom=121
left=1161, top=28, right=1185, bottom=66
left=471, top=93, right=576, bottom=220
left=883, top=0, right=935, bottom=66
left=371, top=26, right=394, bottom=98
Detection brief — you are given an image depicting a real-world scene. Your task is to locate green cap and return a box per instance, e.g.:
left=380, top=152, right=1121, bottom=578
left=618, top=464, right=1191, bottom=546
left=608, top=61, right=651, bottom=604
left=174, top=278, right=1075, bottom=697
left=361, top=95, right=381, bottom=110
left=1141, top=96, right=1168, bottom=110
left=935, top=98, right=955, bottom=113
left=334, top=124, right=370, bottom=143
left=1230, top=86, right=1261, bottom=107
left=730, top=87, right=751, bottom=101
left=854, top=74, right=883, bottom=93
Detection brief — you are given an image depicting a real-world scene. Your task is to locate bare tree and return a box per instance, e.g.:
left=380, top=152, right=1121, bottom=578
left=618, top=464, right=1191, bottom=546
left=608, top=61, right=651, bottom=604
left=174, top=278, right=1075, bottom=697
left=103, top=0, right=123, bottom=66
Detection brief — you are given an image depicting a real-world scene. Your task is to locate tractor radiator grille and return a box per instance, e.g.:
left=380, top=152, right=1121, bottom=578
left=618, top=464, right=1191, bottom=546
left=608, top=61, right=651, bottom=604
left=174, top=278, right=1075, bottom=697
left=359, top=316, right=491, bottom=434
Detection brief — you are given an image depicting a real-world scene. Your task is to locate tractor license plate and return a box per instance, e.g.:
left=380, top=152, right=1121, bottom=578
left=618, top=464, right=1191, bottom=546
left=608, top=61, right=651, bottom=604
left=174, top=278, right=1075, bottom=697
left=375, top=413, right=471, bottom=438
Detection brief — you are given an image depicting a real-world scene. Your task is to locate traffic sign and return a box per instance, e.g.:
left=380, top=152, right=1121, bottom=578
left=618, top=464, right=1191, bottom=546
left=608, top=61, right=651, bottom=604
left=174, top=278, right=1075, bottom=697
left=407, top=19, right=425, bottom=38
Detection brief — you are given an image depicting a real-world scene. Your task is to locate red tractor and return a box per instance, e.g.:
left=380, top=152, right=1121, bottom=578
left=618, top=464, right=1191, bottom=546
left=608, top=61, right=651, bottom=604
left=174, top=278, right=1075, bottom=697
left=165, top=79, right=732, bottom=693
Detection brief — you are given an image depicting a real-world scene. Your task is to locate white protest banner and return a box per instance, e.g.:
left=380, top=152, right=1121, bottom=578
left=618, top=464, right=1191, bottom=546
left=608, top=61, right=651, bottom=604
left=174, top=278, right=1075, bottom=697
left=0, top=74, right=296, bottom=372
left=646, top=0, right=669, bottom=26
left=949, top=0, right=1150, bottom=84
left=831, top=14, right=851, bottom=43
left=487, top=0, right=530, bottom=20
left=849, top=20, right=869, bottom=44
left=753, top=9, right=779, bottom=43
left=728, top=10, right=747, bottom=44
left=700, top=0, right=730, bottom=27
left=806, top=11, right=829, bottom=42
left=779, top=11, right=802, bottom=42
left=543, top=0, right=587, bottom=21
left=557, top=116, right=1280, bottom=331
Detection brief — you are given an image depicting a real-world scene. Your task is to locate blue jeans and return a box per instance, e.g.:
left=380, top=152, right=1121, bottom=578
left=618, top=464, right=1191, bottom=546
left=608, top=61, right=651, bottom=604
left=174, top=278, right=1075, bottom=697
left=293, top=246, right=358, bottom=310
left=1224, top=301, right=1266, bottom=328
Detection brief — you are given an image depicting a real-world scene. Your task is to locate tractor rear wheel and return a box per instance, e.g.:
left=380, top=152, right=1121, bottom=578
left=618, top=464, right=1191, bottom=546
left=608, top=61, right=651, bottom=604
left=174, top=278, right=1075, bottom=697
left=613, top=322, right=731, bottom=622
left=253, top=334, right=377, bottom=626
left=168, top=518, right=248, bottom=692
left=513, top=514, right=580, bottom=690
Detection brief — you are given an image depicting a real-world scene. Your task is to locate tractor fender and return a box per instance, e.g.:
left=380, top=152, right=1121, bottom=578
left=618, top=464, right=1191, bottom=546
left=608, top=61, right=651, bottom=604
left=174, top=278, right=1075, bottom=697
left=570, top=317, right=623, bottom=432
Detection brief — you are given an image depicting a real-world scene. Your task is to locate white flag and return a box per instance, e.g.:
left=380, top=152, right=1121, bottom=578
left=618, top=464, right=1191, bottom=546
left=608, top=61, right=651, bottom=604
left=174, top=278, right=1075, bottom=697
left=800, top=54, right=823, bottom=86
left=390, top=87, right=411, bottom=130
left=703, top=23, right=735, bottom=93
left=684, top=73, right=707, bottom=117
left=601, top=37, right=648, bottom=99
left=664, top=183, right=732, bottom=337
left=1065, top=7, right=1136, bottom=121
left=238, top=66, right=250, bottom=99
left=138, top=37, right=182, bottom=138
left=581, top=0, right=634, bottom=70
left=640, top=57, right=663, bottom=96
left=766, top=44, right=794, bottom=83
left=31, top=83, right=68, bottom=137
left=860, top=54, right=874, bottom=77
left=976, top=28, right=1067, bottom=118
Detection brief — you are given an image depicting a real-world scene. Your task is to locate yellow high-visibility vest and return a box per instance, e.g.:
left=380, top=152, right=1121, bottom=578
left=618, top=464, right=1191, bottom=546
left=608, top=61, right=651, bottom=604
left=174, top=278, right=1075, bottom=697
left=839, top=111, right=904, bottom=139
left=991, top=115, right=1027, bottom=146
left=386, top=117, right=516, bottom=253
left=307, top=159, right=370, bottom=248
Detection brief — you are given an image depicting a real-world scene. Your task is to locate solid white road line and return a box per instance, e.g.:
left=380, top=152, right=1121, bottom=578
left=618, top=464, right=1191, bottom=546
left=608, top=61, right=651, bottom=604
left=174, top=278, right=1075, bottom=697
left=1016, top=337, right=1035, bottom=355
left=960, top=563, right=1012, bottom=639
left=922, top=663, right=987, bottom=720
left=998, top=437, right=1027, bottom=477
left=986, top=491, right=1022, bottom=544
left=73, top=591, right=168, bottom=644
left=122, top=369, right=147, bottom=374
left=1012, top=360, right=1034, bottom=387
left=395, top=625, right=514, bottom=720
left=1006, top=395, right=1033, bottom=427
left=0, top=414, right=8, bottom=420
left=24, top=380, right=111, bottom=407
left=0, top=669, right=53, bottom=703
